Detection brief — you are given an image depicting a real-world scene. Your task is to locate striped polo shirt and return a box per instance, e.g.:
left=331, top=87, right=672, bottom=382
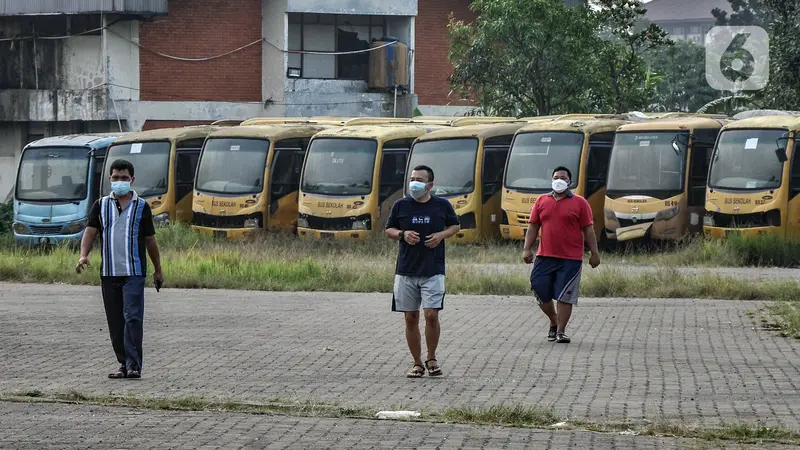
left=87, top=191, right=156, bottom=277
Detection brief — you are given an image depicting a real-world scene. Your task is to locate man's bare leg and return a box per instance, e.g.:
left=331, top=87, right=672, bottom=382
left=404, top=311, right=424, bottom=375
left=423, top=308, right=442, bottom=374
left=556, top=302, right=572, bottom=333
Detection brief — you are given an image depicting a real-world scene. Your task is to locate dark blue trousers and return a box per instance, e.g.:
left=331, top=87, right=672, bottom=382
left=101, top=276, right=146, bottom=372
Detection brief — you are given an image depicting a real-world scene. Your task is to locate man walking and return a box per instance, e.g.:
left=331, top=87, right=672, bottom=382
left=76, top=159, right=163, bottom=379
left=523, top=166, right=600, bottom=344
left=386, top=165, right=460, bottom=378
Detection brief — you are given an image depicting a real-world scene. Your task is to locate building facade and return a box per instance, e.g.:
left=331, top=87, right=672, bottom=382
left=3, top=0, right=486, bottom=199
left=643, top=0, right=730, bottom=45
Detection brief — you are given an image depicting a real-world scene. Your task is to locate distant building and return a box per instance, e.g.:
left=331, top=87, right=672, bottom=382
left=643, top=0, right=730, bottom=44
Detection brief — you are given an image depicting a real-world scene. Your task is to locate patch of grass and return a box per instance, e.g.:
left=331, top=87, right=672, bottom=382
left=768, top=302, right=800, bottom=339
left=0, top=242, right=798, bottom=299
left=4, top=390, right=800, bottom=445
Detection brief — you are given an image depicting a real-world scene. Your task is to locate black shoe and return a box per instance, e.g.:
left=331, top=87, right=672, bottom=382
left=556, top=333, right=571, bottom=343
left=547, top=326, right=558, bottom=342
left=108, top=365, right=127, bottom=379
left=127, top=369, right=141, bottom=379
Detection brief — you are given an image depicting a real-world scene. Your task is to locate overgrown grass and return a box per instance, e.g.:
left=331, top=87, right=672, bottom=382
left=4, top=390, right=800, bottom=445
left=1, top=240, right=798, bottom=301
left=768, top=302, right=800, bottom=339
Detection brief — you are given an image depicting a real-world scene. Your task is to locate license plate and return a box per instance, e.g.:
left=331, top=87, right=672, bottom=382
left=321, top=232, right=334, bottom=239
left=213, top=230, right=227, bottom=239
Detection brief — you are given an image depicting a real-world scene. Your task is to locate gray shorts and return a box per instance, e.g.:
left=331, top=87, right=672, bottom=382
left=392, top=274, right=445, bottom=312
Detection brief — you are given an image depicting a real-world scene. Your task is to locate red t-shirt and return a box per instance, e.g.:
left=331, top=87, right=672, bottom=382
left=529, top=191, right=593, bottom=261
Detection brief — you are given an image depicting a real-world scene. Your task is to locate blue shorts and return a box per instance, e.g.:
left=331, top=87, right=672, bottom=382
left=530, top=256, right=583, bottom=305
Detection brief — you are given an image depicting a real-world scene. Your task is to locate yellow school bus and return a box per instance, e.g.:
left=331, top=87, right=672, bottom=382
left=101, top=125, right=220, bottom=225
left=604, top=116, right=729, bottom=243
left=297, top=124, right=445, bottom=240
left=191, top=123, right=333, bottom=239
left=704, top=114, right=800, bottom=238
left=500, top=116, right=633, bottom=244
left=405, top=122, right=527, bottom=243
left=239, top=117, right=349, bottom=126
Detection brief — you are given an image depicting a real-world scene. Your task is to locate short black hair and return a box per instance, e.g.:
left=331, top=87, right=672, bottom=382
left=412, top=165, right=434, bottom=182
left=110, top=159, right=135, bottom=177
left=552, top=166, right=571, bottom=180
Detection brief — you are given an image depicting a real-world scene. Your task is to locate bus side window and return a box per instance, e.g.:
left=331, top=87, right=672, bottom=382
left=688, top=129, right=718, bottom=207
left=175, top=151, right=200, bottom=201
left=379, top=150, right=408, bottom=204
left=482, top=147, right=509, bottom=202
left=586, top=144, right=612, bottom=198
left=270, top=148, right=304, bottom=214
left=791, top=142, right=800, bottom=199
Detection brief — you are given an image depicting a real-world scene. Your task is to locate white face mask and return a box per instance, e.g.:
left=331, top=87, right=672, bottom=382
left=552, top=179, right=569, bottom=193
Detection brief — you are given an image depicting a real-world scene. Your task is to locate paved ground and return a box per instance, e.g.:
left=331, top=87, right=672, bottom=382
left=462, top=263, right=800, bottom=282
left=1, top=282, right=799, bottom=448
left=0, top=402, right=729, bottom=450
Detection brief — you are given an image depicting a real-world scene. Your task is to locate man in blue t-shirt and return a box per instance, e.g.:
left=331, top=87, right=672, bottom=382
left=386, top=164, right=461, bottom=378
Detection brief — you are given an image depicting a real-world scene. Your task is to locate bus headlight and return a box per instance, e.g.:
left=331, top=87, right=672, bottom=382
left=350, top=214, right=372, bottom=231
left=64, top=220, right=87, bottom=235
left=655, top=206, right=679, bottom=221
left=604, top=208, right=616, bottom=221
left=153, top=212, right=170, bottom=227
left=703, top=215, right=715, bottom=227
left=297, top=215, right=309, bottom=228
left=244, top=215, right=261, bottom=229
left=12, top=222, right=30, bottom=234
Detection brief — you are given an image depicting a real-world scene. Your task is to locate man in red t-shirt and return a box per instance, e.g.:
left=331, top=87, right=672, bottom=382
left=522, top=166, right=601, bottom=343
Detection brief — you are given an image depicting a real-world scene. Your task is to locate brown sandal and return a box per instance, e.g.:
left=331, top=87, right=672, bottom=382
left=425, top=359, right=442, bottom=376
left=406, top=364, right=425, bottom=378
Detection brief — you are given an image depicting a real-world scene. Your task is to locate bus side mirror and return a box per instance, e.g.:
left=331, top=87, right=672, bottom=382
left=776, top=147, right=788, bottom=163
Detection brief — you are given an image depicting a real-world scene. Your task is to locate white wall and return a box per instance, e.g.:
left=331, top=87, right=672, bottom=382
left=263, top=0, right=289, bottom=115
left=106, top=19, right=141, bottom=101
left=61, top=36, right=105, bottom=91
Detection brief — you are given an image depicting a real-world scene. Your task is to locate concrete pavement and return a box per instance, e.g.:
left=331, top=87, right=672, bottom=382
left=1, top=283, right=799, bottom=448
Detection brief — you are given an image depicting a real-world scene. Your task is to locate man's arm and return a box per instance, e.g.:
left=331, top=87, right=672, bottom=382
left=385, top=201, right=404, bottom=240
left=145, top=236, right=162, bottom=273
left=582, top=225, right=600, bottom=256
left=79, top=227, right=98, bottom=259
left=523, top=222, right=540, bottom=253
left=76, top=200, right=101, bottom=272
left=580, top=198, right=601, bottom=267
left=140, top=205, right=163, bottom=276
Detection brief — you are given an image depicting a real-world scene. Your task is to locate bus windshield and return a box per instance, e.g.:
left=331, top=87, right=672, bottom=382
left=301, top=138, right=377, bottom=196
left=607, top=131, right=688, bottom=193
left=407, top=138, right=479, bottom=196
left=195, top=138, right=270, bottom=195
left=102, top=142, right=171, bottom=198
left=504, top=132, right=583, bottom=191
left=15, top=147, right=90, bottom=202
left=709, top=129, right=787, bottom=190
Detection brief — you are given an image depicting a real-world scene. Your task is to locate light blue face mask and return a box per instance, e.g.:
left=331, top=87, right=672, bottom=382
left=408, top=181, right=428, bottom=199
left=111, top=181, right=131, bottom=196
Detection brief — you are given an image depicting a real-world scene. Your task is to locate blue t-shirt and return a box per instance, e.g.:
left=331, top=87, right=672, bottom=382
left=386, top=195, right=460, bottom=277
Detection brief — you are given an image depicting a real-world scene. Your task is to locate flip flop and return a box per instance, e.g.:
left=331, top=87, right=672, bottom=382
left=406, top=364, right=425, bottom=378
left=108, top=366, right=127, bottom=379
left=425, top=359, right=443, bottom=376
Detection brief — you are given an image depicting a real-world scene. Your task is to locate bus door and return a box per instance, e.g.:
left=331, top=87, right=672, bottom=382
left=585, top=132, right=614, bottom=240
left=686, top=129, right=718, bottom=234
left=481, top=136, right=514, bottom=237
left=175, top=139, right=203, bottom=222
left=91, top=147, right=107, bottom=207
left=268, top=138, right=308, bottom=230
left=788, top=139, right=800, bottom=238
left=377, top=139, right=412, bottom=230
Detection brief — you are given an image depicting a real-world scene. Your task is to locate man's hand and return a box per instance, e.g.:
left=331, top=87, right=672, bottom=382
left=523, top=249, right=534, bottom=264
left=403, top=230, right=420, bottom=245
left=424, top=232, right=445, bottom=248
left=75, top=256, right=90, bottom=274
left=153, top=270, right=164, bottom=291
left=589, top=252, right=601, bottom=268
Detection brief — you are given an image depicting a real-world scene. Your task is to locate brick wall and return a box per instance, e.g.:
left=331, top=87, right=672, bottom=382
left=139, top=0, right=262, bottom=102
left=415, top=0, right=475, bottom=106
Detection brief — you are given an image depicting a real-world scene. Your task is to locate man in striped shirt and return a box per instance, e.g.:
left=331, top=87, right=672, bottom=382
left=76, top=159, right=163, bottom=379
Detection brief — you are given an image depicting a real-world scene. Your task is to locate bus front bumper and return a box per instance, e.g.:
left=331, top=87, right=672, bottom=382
left=192, top=226, right=261, bottom=239
left=14, top=229, right=85, bottom=246
left=296, top=228, right=371, bottom=240
left=703, top=226, right=782, bottom=239
left=500, top=224, right=526, bottom=241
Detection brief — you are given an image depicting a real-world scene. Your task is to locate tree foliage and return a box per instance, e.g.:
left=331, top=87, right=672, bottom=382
left=643, top=40, right=722, bottom=113
left=447, top=0, right=672, bottom=116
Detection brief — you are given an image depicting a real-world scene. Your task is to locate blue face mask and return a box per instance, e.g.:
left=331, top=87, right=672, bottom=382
left=408, top=181, right=428, bottom=199
left=111, top=181, right=131, bottom=196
